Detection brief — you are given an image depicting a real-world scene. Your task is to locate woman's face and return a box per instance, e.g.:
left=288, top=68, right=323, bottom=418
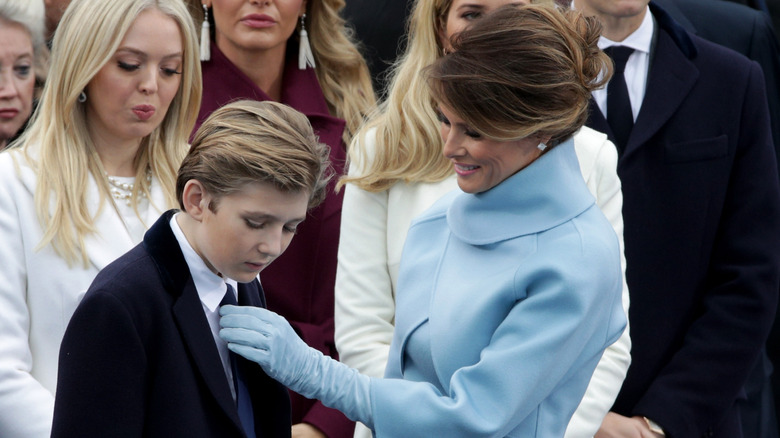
left=438, top=104, right=544, bottom=193
left=0, top=20, right=35, bottom=148
left=208, top=0, right=307, bottom=60
left=440, top=0, right=527, bottom=51
left=85, top=8, right=183, bottom=147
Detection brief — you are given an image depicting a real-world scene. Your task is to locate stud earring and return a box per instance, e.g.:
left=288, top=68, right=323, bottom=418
left=200, top=4, right=211, bottom=61
left=537, top=142, right=547, bottom=152
left=78, top=91, right=87, bottom=103
left=298, top=13, right=315, bottom=70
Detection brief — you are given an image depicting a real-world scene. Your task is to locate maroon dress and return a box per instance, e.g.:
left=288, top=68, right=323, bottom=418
left=197, top=44, right=354, bottom=438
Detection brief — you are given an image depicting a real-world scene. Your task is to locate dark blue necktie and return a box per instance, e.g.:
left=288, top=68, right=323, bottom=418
left=604, top=46, right=635, bottom=153
left=222, top=284, right=257, bottom=438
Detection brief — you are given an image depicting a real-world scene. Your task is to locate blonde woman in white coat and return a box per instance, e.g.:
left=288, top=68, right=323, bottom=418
left=333, top=0, right=631, bottom=437
left=0, top=0, right=201, bottom=436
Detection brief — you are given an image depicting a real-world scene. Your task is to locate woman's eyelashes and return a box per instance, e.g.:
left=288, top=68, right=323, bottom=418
left=464, top=129, right=482, bottom=139
left=460, top=10, right=482, bottom=20
left=117, top=60, right=181, bottom=76
left=117, top=60, right=139, bottom=72
left=436, top=110, right=450, bottom=126
left=437, top=110, right=481, bottom=139
left=13, top=64, right=31, bottom=78
left=161, top=67, right=182, bottom=76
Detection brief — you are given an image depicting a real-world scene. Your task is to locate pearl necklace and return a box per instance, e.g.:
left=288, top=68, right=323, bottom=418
left=106, top=169, right=152, bottom=206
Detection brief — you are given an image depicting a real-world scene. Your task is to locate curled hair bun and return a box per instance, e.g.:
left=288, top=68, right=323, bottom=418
left=563, top=9, right=613, bottom=93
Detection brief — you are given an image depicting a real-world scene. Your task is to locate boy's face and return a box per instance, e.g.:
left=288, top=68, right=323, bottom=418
left=192, top=182, right=308, bottom=283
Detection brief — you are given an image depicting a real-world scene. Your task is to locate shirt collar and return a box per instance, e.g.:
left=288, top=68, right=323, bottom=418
left=598, top=5, right=654, bottom=54
left=169, top=213, right=238, bottom=311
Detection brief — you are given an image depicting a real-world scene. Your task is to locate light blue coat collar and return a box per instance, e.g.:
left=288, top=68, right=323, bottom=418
left=447, top=138, right=595, bottom=245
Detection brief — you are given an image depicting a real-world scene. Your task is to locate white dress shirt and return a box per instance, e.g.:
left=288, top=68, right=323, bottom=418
left=170, top=213, right=238, bottom=399
left=593, top=6, right=654, bottom=122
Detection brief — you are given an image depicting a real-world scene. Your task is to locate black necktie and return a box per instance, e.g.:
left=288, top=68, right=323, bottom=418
left=222, top=284, right=257, bottom=437
left=604, top=46, right=635, bottom=153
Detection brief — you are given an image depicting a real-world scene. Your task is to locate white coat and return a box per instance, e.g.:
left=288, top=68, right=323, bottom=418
left=0, top=147, right=166, bottom=437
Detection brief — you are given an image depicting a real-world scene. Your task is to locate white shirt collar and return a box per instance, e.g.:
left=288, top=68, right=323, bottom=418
left=589, top=6, right=655, bottom=122
left=169, top=213, right=238, bottom=310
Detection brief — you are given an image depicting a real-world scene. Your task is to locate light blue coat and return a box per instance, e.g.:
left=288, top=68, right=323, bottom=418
left=368, top=139, right=626, bottom=437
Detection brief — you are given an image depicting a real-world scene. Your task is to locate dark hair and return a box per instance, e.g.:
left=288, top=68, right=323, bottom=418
left=427, top=4, right=612, bottom=146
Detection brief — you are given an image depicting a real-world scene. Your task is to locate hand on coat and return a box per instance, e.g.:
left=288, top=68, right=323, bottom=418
left=220, top=305, right=318, bottom=390
left=595, top=412, right=664, bottom=438
left=219, top=305, right=373, bottom=427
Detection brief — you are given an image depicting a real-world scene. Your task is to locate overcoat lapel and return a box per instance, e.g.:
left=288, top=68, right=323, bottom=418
left=172, top=283, right=243, bottom=430
left=588, top=6, right=700, bottom=162
left=144, top=212, right=244, bottom=433
left=623, top=30, right=698, bottom=160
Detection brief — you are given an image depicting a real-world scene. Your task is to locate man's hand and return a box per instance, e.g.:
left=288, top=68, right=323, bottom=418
left=291, top=423, right=326, bottom=438
left=595, top=412, right=664, bottom=438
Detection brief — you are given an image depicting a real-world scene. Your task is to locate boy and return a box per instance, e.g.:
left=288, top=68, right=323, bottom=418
left=51, top=100, right=331, bottom=438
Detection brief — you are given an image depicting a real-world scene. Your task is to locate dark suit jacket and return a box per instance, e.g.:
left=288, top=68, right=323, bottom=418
left=650, top=1, right=780, bottom=434
left=51, top=211, right=291, bottom=438
left=197, top=45, right=354, bottom=438
left=587, top=4, right=780, bottom=437
left=653, top=0, right=780, bottom=182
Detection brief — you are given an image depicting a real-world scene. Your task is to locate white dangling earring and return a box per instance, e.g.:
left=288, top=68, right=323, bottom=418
left=298, top=13, right=315, bottom=70
left=537, top=142, right=547, bottom=152
left=200, top=4, right=211, bottom=61
left=78, top=91, right=87, bottom=103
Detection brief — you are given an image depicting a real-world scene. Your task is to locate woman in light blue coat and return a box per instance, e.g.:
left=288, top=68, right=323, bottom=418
left=219, top=5, right=626, bottom=437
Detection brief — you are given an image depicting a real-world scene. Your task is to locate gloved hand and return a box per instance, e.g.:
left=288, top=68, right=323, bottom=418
left=219, top=305, right=373, bottom=427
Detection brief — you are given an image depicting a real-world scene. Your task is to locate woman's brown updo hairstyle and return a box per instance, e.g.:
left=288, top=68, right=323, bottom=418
left=427, top=4, right=613, bottom=147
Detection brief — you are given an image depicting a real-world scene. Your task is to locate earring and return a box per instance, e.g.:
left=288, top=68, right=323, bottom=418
left=537, top=142, right=547, bottom=152
left=298, top=13, right=315, bottom=70
left=200, top=4, right=211, bottom=61
left=78, top=91, right=87, bottom=103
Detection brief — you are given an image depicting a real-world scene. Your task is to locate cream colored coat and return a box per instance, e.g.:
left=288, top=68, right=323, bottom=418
left=335, top=126, right=631, bottom=438
left=0, top=148, right=166, bottom=437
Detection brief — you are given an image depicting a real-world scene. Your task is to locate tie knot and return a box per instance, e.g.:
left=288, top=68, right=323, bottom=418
left=604, top=45, right=634, bottom=72
left=221, top=283, right=238, bottom=307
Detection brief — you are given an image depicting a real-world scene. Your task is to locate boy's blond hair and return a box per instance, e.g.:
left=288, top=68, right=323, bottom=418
left=177, top=100, right=332, bottom=211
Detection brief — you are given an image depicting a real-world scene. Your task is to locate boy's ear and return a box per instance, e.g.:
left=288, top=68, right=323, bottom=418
left=181, top=179, right=209, bottom=221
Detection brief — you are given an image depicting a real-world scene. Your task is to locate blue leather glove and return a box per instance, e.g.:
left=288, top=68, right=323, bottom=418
left=219, top=305, right=373, bottom=428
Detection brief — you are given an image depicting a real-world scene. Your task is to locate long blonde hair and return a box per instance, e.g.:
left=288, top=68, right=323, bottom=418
left=15, top=0, right=202, bottom=266
left=340, top=0, right=453, bottom=192
left=305, top=0, right=375, bottom=143
left=341, top=0, right=551, bottom=192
